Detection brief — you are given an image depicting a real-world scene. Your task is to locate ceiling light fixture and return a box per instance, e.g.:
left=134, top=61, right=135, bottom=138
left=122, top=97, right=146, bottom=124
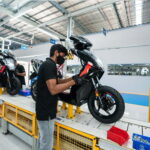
left=37, top=28, right=59, bottom=40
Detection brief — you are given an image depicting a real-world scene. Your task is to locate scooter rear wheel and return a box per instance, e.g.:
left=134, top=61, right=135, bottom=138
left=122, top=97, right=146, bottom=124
left=6, top=76, right=21, bottom=95
left=31, top=80, right=38, bottom=101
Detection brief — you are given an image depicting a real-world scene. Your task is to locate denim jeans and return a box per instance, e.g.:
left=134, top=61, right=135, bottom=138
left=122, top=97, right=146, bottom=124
left=37, top=118, right=55, bottom=150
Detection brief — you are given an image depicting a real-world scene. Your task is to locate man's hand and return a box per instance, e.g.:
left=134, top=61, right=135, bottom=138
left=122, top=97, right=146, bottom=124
left=72, top=74, right=87, bottom=85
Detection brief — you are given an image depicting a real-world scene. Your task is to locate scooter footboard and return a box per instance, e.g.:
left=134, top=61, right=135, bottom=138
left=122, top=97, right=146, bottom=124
left=58, top=82, right=92, bottom=107
left=58, top=93, right=77, bottom=106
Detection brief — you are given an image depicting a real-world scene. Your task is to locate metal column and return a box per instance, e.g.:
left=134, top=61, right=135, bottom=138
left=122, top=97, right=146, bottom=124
left=0, top=121, right=39, bottom=150
left=63, top=17, right=74, bottom=76
left=2, top=39, right=5, bottom=52
left=1, top=118, right=8, bottom=134
left=67, top=17, right=74, bottom=40
left=32, top=137, right=39, bottom=150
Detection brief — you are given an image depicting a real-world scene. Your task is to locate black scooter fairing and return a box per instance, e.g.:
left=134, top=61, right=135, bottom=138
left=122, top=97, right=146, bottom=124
left=58, top=81, right=93, bottom=106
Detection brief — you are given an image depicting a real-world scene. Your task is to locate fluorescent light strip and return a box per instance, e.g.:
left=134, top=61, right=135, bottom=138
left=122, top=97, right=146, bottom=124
left=10, top=9, right=33, bottom=21
left=37, top=28, right=59, bottom=40
left=135, top=0, right=143, bottom=25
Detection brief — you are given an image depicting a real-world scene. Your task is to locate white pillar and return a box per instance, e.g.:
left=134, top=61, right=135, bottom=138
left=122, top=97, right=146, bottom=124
left=2, top=39, right=4, bottom=52
left=63, top=17, right=74, bottom=77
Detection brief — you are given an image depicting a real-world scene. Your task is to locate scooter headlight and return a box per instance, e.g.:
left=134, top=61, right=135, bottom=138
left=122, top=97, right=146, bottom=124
left=5, top=59, right=15, bottom=71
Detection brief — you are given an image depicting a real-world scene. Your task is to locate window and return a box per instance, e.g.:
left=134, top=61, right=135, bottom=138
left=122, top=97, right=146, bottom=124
left=108, top=64, right=150, bottom=76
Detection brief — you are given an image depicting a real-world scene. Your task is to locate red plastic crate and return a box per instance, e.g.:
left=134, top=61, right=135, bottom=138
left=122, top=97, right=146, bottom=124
left=107, top=126, right=129, bottom=145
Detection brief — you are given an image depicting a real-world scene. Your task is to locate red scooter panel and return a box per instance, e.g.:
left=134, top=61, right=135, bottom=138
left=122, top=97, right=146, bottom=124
left=0, top=66, right=6, bottom=73
left=79, top=64, right=92, bottom=77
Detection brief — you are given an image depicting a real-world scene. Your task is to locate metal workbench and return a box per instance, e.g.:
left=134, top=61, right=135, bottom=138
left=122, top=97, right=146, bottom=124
left=0, top=94, right=150, bottom=150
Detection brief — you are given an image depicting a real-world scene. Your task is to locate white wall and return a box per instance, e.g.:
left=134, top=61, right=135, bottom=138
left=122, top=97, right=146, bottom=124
left=14, top=42, right=52, bottom=62
left=84, top=24, right=150, bottom=95
left=85, top=24, right=150, bottom=50
left=13, top=24, right=150, bottom=94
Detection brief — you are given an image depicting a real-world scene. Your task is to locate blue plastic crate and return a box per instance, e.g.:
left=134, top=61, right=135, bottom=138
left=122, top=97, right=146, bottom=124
left=18, top=89, right=31, bottom=96
left=132, top=133, right=150, bottom=150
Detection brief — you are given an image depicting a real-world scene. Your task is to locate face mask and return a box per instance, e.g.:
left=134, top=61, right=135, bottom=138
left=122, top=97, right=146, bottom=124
left=57, top=55, right=65, bottom=65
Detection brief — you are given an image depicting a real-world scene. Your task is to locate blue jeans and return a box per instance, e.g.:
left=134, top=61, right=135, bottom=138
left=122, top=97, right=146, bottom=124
left=37, top=118, right=55, bottom=150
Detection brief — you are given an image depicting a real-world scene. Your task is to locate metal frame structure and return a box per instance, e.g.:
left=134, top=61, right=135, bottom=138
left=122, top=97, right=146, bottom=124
left=0, top=0, right=149, bottom=49
left=0, top=95, right=100, bottom=150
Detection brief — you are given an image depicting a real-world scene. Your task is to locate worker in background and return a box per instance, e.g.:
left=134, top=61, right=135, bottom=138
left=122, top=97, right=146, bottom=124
left=15, top=62, right=26, bottom=89
left=36, top=44, right=85, bottom=150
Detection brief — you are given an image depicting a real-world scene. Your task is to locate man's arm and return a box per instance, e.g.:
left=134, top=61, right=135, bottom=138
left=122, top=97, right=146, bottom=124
left=16, top=72, right=26, bottom=76
left=46, top=79, right=75, bottom=95
left=57, top=77, right=72, bottom=84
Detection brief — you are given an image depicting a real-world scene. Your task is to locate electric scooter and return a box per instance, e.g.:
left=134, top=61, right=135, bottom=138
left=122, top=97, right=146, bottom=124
left=31, top=36, right=125, bottom=123
left=58, top=36, right=125, bottom=123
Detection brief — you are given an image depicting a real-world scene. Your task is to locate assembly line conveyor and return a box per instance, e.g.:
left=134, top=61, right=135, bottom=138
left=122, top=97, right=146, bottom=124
left=0, top=94, right=150, bottom=150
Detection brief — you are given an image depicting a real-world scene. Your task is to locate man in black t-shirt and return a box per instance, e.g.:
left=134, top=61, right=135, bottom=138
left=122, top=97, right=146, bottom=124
left=15, top=63, right=26, bottom=88
left=36, top=44, right=85, bottom=150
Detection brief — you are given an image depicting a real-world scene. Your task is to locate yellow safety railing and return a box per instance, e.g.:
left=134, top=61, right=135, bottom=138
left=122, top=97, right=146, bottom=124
left=0, top=87, right=4, bottom=118
left=54, top=122, right=100, bottom=150
left=1, top=101, right=100, bottom=150
left=0, top=87, right=6, bottom=95
left=0, top=104, right=3, bottom=118
left=3, top=102, right=37, bottom=136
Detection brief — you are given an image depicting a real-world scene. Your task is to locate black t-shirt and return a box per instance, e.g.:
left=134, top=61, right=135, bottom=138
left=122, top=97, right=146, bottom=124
left=36, top=58, right=58, bottom=120
left=15, top=64, right=25, bottom=85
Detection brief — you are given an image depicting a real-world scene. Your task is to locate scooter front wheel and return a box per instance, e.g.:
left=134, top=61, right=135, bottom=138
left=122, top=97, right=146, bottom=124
left=88, top=85, right=125, bottom=124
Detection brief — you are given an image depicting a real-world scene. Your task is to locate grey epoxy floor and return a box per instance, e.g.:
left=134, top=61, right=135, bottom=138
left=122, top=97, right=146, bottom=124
left=0, top=128, right=31, bottom=150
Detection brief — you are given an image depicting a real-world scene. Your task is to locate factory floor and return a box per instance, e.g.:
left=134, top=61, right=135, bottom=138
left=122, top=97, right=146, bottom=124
left=0, top=128, right=31, bottom=150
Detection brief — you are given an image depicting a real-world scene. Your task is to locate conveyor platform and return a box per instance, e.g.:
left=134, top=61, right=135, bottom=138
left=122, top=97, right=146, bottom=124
left=0, top=94, right=150, bottom=150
